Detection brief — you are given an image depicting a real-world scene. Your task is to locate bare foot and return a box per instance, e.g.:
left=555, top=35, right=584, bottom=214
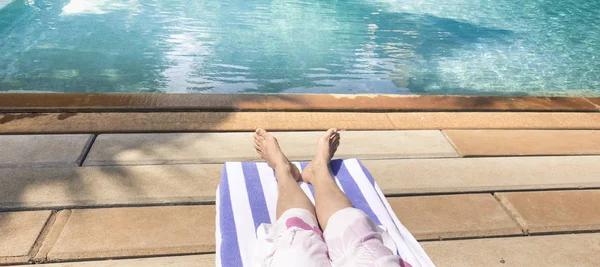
left=302, top=128, right=340, bottom=184
left=254, top=128, right=300, bottom=181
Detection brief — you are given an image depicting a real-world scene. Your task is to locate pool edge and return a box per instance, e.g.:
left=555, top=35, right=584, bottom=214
left=0, top=94, right=599, bottom=113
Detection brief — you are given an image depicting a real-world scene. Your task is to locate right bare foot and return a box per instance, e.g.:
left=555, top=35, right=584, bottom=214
left=302, top=128, right=340, bottom=184
left=254, top=128, right=300, bottom=181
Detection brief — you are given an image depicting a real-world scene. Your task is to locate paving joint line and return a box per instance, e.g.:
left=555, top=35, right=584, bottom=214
left=417, top=233, right=525, bottom=242
left=77, top=134, right=97, bottom=167
left=493, top=193, right=529, bottom=235
left=583, top=98, right=600, bottom=111
left=32, top=210, right=72, bottom=263
left=1, top=252, right=216, bottom=266
left=527, top=229, right=600, bottom=236
left=27, top=211, right=58, bottom=262
left=418, top=230, right=600, bottom=243
left=461, top=153, right=600, bottom=158
left=382, top=186, right=600, bottom=198
left=0, top=201, right=216, bottom=212
left=439, top=130, right=463, bottom=157
left=37, top=251, right=216, bottom=265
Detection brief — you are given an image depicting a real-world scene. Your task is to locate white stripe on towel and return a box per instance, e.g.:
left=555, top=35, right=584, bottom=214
left=226, top=162, right=257, bottom=265
left=256, top=163, right=278, bottom=224
left=215, top=185, right=222, bottom=267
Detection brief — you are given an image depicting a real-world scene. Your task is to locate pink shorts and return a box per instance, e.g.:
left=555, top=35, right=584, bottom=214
left=253, top=207, right=401, bottom=267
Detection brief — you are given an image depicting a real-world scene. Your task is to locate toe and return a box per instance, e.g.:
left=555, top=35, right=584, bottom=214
left=255, top=138, right=263, bottom=147
left=332, top=139, right=340, bottom=147
left=322, top=128, right=336, bottom=141
left=330, top=133, right=340, bottom=144
left=256, top=128, right=268, bottom=138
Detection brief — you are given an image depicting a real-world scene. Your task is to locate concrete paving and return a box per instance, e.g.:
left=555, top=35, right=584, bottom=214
left=2, top=157, right=600, bottom=210
left=445, top=130, right=600, bottom=156
left=1, top=124, right=599, bottom=265
left=0, top=211, right=51, bottom=264
left=83, top=131, right=458, bottom=166
left=0, top=134, right=93, bottom=167
left=47, top=206, right=215, bottom=261
left=0, top=164, right=222, bottom=210
left=10, top=232, right=600, bottom=267
left=365, top=156, right=600, bottom=195
left=497, top=190, right=600, bottom=234
left=6, top=255, right=215, bottom=266
left=422, top=233, right=600, bottom=266
left=389, top=194, right=522, bottom=240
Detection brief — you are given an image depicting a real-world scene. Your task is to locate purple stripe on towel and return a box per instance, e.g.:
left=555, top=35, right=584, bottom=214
left=242, top=162, right=271, bottom=231
left=219, top=164, right=243, bottom=267
left=330, top=159, right=382, bottom=225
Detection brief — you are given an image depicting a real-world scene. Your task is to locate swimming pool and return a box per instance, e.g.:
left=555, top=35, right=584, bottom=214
left=1, top=0, right=599, bottom=95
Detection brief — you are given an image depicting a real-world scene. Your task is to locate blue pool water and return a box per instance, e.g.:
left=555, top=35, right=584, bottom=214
left=1, top=0, right=599, bottom=95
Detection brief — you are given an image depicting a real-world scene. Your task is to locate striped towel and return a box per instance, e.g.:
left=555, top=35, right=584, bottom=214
left=216, top=158, right=433, bottom=267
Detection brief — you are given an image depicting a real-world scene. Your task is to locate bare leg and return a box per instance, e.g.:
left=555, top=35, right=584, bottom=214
left=254, top=129, right=315, bottom=219
left=302, top=129, right=352, bottom=230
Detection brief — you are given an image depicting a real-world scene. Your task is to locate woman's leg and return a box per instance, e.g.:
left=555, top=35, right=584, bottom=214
left=301, top=128, right=352, bottom=230
left=303, top=129, right=401, bottom=267
left=253, top=129, right=331, bottom=267
left=254, top=129, right=315, bottom=219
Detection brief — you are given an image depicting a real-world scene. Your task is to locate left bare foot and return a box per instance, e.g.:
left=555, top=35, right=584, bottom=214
left=254, top=128, right=300, bottom=181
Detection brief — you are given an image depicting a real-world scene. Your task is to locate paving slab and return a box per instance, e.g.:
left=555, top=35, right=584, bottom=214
left=0, top=134, right=92, bottom=167
left=444, top=130, right=600, bottom=156
left=387, top=112, right=600, bottom=130
left=6, top=254, right=215, bottom=266
left=5, top=156, right=599, bottom=210
left=422, top=233, right=600, bottom=266
left=388, top=194, right=522, bottom=240
left=47, top=206, right=215, bottom=261
left=363, top=156, right=600, bottom=195
left=0, top=210, right=52, bottom=264
left=83, top=131, right=457, bottom=166
left=497, top=190, right=600, bottom=234
left=0, top=164, right=222, bottom=210
left=3, top=112, right=600, bottom=134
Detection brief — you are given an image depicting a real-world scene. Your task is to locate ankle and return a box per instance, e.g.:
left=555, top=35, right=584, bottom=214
left=310, top=158, right=329, bottom=168
left=274, top=161, right=292, bottom=172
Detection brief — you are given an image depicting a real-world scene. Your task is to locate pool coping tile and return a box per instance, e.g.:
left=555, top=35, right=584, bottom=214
left=0, top=94, right=598, bottom=112
left=585, top=98, right=600, bottom=110
left=3, top=112, right=600, bottom=134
